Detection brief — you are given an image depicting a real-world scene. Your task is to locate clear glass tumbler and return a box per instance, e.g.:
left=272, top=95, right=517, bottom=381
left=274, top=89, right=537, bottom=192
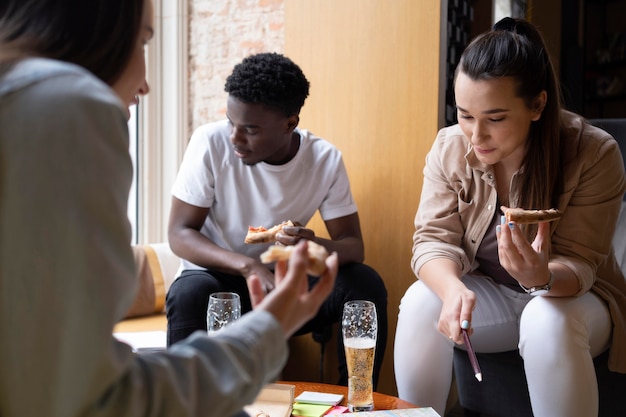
left=206, top=292, right=241, bottom=333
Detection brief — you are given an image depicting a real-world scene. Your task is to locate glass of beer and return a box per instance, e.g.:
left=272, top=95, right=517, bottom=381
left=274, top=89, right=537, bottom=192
left=207, top=292, right=241, bottom=333
left=342, top=300, right=377, bottom=412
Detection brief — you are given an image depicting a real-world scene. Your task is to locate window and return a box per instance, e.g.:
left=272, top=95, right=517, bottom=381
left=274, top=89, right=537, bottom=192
left=494, top=0, right=527, bottom=23
left=128, top=106, right=139, bottom=243
left=131, top=0, right=189, bottom=244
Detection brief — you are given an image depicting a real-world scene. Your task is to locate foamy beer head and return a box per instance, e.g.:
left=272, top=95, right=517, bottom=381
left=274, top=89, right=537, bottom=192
left=342, top=300, right=377, bottom=412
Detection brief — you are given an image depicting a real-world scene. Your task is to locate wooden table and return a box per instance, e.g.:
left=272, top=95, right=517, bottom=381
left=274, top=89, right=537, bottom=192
left=280, top=381, right=417, bottom=411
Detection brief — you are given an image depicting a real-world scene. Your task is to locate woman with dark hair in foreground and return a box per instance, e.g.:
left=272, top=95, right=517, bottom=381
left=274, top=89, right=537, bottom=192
left=0, top=1, right=337, bottom=416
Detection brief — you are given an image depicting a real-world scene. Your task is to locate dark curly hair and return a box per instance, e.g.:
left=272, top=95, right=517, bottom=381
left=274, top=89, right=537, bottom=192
left=224, top=52, right=310, bottom=117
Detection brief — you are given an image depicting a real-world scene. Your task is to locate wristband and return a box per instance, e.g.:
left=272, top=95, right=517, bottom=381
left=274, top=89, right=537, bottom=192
left=519, top=271, right=554, bottom=296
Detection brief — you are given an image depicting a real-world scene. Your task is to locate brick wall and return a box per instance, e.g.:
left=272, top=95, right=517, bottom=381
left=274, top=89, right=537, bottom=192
left=188, top=0, right=285, bottom=131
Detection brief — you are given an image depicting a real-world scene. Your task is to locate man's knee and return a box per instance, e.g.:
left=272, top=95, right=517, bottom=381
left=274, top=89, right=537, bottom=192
left=167, top=272, right=220, bottom=304
left=166, top=274, right=217, bottom=345
left=166, top=272, right=220, bottom=324
left=338, top=263, right=387, bottom=297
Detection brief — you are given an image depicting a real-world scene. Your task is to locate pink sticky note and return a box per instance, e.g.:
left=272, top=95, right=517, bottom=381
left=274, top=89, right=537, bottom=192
left=324, top=405, right=349, bottom=415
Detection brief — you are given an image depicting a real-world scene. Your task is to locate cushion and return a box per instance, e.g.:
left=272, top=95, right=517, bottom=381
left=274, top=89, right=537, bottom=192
left=124, top=243, right=180, bottom=318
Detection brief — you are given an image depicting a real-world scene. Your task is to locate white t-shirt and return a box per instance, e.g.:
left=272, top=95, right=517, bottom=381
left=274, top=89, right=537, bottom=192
left=172, top=120, right=357, bottom=270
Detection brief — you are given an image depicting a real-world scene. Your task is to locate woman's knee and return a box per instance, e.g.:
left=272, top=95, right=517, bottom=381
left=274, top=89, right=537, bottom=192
left=520, top=294, right=611, bottom=358
left=520, top=297, right=585, bottom=338
left=397, top=281, right=442, bottom=336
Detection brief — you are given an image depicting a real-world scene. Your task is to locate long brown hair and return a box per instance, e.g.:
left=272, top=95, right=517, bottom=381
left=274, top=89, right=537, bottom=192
left=0, top=0, right=145, bottom=86
left=456, top=18, right=564, bottom=227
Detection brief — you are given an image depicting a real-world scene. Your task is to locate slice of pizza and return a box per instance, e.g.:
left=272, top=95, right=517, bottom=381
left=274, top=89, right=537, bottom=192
left=260, top=240, right=329, bottom=276
left=244, top=220, right=295, bottom=244
left=504, top=208, right=562, bottom=224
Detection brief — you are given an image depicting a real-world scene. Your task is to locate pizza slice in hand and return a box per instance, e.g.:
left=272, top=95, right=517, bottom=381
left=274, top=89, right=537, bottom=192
left=244, top=220, right=295, bottom=244
left=503, top=207, right=562, bottom=224
left=260, top=240, right=329, bottom=276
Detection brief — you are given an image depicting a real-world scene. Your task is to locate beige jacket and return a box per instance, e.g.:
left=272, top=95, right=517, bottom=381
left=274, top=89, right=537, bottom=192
left=412, top=111, right=626, bottom=372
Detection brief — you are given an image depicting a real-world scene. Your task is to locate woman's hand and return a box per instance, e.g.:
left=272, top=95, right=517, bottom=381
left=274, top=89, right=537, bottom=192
left=497, top=215, right=552, bottom=288
left=247, top=240, right=338, bottom=337
left=418, top=258, right=476, bottom=343
left=439, top=283, right=477, bottom=343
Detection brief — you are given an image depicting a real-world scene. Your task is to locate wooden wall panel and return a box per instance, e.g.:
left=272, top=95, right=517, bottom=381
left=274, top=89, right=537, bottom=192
left=283, top=0, right=444, bottom=396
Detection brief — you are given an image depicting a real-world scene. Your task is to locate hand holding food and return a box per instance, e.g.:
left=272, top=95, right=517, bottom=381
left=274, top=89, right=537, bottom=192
left=248, top=240, right=338, bottom=338
left=260, top=240, right=329, bottom=276
left=244, top=220, right=295, bottom=244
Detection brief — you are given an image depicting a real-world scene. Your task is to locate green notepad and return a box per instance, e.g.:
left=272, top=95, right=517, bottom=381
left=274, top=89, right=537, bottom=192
left=292, top=402, right=333, bottom=417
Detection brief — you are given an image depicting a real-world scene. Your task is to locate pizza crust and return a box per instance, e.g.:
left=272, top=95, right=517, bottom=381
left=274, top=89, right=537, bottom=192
left=504, top=208, right=562, bottom=224
left=244, top=220, right=295, bottom=244
left=260, top=240, right=329, bottom=276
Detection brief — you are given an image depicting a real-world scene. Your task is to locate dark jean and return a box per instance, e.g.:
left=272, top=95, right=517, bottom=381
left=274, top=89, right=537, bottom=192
left=165, top=262, right=388, bottom=388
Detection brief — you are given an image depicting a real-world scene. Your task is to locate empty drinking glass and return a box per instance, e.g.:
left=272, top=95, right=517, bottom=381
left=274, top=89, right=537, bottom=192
left=206, top=292, right=241, bottom=333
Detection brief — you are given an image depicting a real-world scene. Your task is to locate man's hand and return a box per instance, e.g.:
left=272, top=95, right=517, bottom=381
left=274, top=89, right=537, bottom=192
left=275, top=224, right=315, bottom=246
left=243, top=261, right=276, bottom=293
left=247, top=240, right=338, bottom=337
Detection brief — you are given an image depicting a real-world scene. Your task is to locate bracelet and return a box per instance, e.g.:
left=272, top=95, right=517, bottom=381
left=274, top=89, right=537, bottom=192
left=519, top=271, right=554, bottom=296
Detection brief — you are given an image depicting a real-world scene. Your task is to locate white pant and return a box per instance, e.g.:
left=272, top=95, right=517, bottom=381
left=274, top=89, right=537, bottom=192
left=393, top=275, right=611, bottom=417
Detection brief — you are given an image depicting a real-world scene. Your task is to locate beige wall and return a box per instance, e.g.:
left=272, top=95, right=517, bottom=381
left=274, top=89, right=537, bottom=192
left=282, top=0, right=443, bottom=396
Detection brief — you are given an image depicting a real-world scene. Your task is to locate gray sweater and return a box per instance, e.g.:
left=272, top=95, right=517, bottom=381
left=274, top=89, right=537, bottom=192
left=0, top=58, right=287, bottom=417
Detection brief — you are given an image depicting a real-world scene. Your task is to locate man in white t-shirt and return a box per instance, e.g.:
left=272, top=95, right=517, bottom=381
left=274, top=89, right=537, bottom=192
left=166, top=53, right=388, bottom=386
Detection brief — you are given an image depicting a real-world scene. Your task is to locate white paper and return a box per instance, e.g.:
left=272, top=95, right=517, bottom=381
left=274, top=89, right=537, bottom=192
left=114, top=331, right=167, bottom=352
left=294, top=390, right=344, bottom=405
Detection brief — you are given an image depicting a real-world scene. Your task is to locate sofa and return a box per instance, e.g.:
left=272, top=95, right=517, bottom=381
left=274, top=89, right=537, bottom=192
left=453, top=118, right=626, bottom=417
left=113, top=243, right=179, bottom=334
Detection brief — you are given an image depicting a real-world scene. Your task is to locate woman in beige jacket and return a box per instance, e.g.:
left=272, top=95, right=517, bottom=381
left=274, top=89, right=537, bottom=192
left=394, top=18, right=626, bottom=417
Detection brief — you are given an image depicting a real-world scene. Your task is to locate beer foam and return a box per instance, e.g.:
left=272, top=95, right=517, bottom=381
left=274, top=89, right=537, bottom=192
left=344, top=337, right=376, bottom=349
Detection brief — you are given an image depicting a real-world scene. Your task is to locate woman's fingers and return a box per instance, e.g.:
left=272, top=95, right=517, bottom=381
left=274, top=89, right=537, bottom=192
left=247, top=274, right=265, bottom=308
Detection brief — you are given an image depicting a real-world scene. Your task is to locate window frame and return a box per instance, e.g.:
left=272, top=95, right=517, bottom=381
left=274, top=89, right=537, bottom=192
left=136, top=0, right=189, bottom=244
